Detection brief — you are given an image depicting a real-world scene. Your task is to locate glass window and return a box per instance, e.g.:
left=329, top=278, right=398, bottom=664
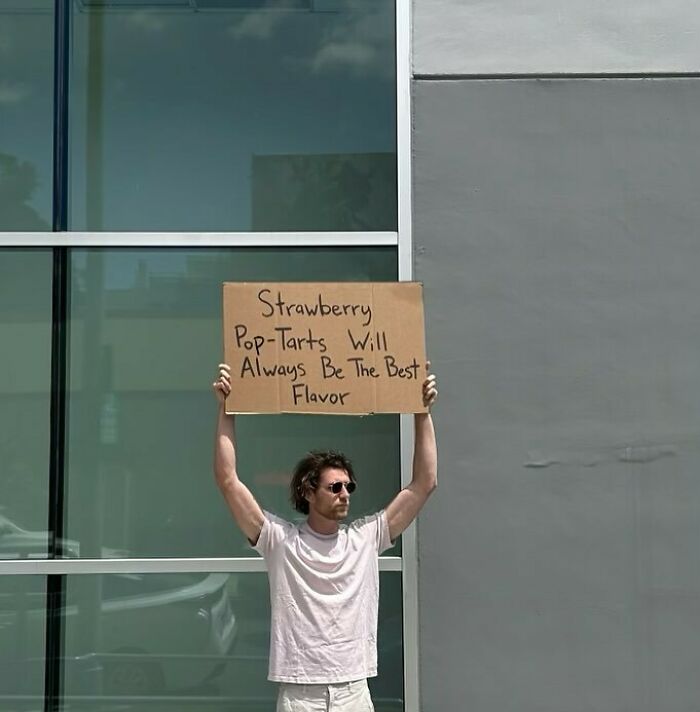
left=0, top=250, right=52, bottom=557
left=0, top=1, right=54, bottom=231
left=69, top=0, right=397, bottom=232
left=61, top=572, right=403, bottom=710
left=65, top=247, right=400, bottom=558
left=0, top=575, right=46, bottom=705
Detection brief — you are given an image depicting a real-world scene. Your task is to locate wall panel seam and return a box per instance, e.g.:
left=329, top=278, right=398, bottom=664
left=413, top=72, right=700, bottom=81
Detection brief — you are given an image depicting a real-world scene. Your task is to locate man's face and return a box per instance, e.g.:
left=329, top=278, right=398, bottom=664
left=307, top=467, right=353, bottom=521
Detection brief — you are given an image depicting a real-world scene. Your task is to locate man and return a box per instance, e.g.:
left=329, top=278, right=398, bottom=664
left=212, top=363, right=437, bottom=712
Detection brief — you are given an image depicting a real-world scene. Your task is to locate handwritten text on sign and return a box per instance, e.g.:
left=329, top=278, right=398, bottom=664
left=223, top=282, right=427, bottom=414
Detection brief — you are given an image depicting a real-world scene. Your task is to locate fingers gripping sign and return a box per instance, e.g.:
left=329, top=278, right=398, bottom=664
left=422, top=361, right=438, bottom=410
left=212, top=363, right=232, bottom=405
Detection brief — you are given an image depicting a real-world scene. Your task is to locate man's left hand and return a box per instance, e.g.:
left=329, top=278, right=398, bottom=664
left=422, top=363, right=438, bottom=410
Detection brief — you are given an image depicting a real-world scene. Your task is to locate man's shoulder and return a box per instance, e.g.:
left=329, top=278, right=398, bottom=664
left=348, top=510, right=393, bottom=554
left=254, top=511, right=302, bottom=556
left=348, top=510, right=385, bottom=532
left=264, top=511, right=300, bottom=532
left=259, top=511, right=302, bottom=544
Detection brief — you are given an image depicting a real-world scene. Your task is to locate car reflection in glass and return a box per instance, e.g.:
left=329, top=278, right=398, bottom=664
left=0, top=515, right=237, bottom=698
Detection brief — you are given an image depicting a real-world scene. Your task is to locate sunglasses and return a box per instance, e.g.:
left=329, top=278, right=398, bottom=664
left=326, top=481, right=356, bottom=494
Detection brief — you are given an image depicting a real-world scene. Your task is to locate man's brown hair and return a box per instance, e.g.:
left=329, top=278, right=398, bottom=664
left=290, top=451, right=356, bottom=515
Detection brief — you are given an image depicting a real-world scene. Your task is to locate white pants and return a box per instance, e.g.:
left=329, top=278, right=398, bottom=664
left=276, top=679, right=375, bottom=712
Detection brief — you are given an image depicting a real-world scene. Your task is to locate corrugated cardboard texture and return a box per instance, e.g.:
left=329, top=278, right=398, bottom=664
left=223, top=282, right=427, bottom=415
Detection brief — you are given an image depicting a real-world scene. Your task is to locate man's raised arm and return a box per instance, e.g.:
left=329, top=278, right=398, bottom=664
left=213, top=363, right=265, bottom=545
left=385, top=368, right=438, bottom=541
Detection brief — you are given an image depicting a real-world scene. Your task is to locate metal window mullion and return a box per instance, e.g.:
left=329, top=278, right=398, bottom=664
left=44, top=246, right=68, bottom=712
left=395, top=0, right=419, bottom=710
left=52, top=3, right=69, bottom=232
left=45, top=2, right=71, bottom=712
left=0, top=231, right=399, bottom=247
left=0, top=556, right=403, bottom=575
left=396, top=1, right=413, bottom=285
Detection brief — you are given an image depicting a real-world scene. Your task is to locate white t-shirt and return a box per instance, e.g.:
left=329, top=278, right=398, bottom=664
left=253, top=510, right=394, bottom=684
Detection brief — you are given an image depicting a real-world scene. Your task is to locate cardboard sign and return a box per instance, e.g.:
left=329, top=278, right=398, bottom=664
left=223, top=282, right=427, bottom=415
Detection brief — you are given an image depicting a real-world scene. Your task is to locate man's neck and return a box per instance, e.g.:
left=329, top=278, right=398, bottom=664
left=306, top=513, right=340, bottom=536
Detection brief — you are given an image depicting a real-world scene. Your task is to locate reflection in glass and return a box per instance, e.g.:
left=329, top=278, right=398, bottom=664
left=0, top=575, right=46, bottom=704
left=61, top=572, right=402, bottom=710
left=64, top=572, right=238, bottom=699
left=69, top=0, right=397, bottom=231
left=0, top=2, right=53, bottom=231
left=0, top=250, right=52, bottom=557
left=65, top=248, right=400, bottom=558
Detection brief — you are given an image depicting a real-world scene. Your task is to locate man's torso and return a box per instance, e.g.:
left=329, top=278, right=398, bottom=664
left=254, top=511, right=392, bottom=684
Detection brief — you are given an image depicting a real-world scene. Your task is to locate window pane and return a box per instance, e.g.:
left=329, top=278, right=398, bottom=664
left=61, top=572, right=402, bottom=710
left=65, top=248, right=400, bottom=558
left=0, top=1, right=53, bottom=231
left=69, top=0, right=397, bottom=232
left=0, top=250, right=52, bottom=557
left=0, top=575, right=46, bottom=707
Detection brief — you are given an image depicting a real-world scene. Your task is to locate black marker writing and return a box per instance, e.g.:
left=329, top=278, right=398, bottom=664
left=346, top=329, right=389, bottom=352
left=320, top=355, right=345, bottom=380
left=291, top=383, right=351, bottom=406
left=384, top=355, right=420, bottom=379
left=273, top=326, right=327, bottom=353
left=240, top=356, right=306, bottom=382
left=347, top=357, right=380, bottom=378
left=258, top=289, right=373, bottom=327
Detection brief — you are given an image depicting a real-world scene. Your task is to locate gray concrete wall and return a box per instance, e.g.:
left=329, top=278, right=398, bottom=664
left=413, top=4, right=700, bottom=707
left=414, top=0, right=700, bottom=75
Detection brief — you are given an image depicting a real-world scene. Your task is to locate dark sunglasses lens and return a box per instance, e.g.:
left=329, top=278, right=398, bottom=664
left=330, top=482, right=356, bottom=494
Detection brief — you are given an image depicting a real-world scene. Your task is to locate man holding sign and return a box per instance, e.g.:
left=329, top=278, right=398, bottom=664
left=212, top=362, right=437, bottom=712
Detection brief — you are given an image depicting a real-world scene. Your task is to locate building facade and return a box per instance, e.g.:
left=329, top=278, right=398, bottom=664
left=3, top=1, right=700, bottom=711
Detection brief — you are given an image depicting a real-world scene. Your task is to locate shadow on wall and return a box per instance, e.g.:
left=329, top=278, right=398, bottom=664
left=0, top=152, right=50, bottom=230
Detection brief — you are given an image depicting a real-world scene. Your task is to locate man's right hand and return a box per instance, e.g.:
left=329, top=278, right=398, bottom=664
left=212, top=363, right=231, bottom=405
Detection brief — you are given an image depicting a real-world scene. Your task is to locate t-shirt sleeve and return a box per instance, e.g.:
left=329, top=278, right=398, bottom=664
left=376, top=510, right=394, bottom=554
left=252, top=511, right=293, bottom=558
left=352, top=511, right=394, bottom=555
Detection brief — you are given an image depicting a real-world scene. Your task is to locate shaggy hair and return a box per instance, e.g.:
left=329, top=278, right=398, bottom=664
left=290, top=450, right=356, bottom=515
